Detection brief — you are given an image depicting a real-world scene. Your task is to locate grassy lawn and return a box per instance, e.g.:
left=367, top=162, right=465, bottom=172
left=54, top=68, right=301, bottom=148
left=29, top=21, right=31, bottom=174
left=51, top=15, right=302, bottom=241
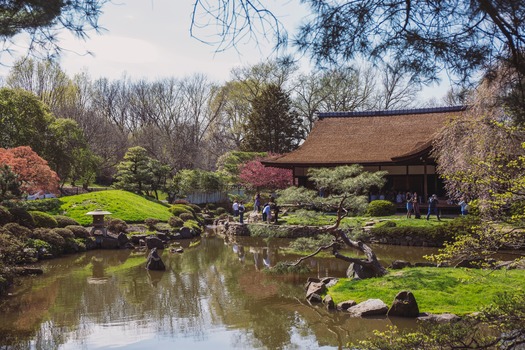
left=58, top=190, right=172, bottom=225
left=281, top=211, right=452, bottom=228
left=328, top=267, right=525, bottom=315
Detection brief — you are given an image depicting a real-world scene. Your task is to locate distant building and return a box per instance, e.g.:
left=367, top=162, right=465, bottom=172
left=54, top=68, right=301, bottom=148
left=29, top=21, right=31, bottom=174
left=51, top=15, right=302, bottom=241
left=262, top=106, right=467, bottom=201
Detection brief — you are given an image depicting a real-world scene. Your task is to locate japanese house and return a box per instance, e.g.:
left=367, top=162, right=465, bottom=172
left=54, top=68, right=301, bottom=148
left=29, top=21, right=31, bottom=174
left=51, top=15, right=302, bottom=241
left=262, top=106, right=467, bottom=202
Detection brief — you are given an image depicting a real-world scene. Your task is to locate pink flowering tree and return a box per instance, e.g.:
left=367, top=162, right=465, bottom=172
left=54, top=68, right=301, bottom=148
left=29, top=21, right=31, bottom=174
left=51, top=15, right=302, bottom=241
left=238, top=156, right=293, bottom=191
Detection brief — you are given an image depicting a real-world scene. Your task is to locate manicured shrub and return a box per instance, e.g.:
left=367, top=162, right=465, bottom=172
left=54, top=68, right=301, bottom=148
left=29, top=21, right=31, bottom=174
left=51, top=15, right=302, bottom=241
left=63, top=237, right=83, bottom=253
left=215, top=207, right=227, bottom=215
left=8, top=208, right=35, bottom=228
left=169, top=204, right=194, bottom=216
left=206, top=203, right=216, bottom=210
left=24, top=198, right=61, bottom=213
left=26, top=238, right=52, bottom=256
left=168, top=216, right=184, bottom=228
left=179, top=212, right=195, bottom=222
left=173, top=199, right=190, bottom=205
left=188, top=203, right=202, bottom=213
left=53, top=228, right=75, bottom=239
left=3, top=223, right=32, bottom=239
left=0, top=206, right=13, bottom=226
left=367, top=200, right=396, bottom=216
left=183, top=220, right=202, bottom=234
left=107, top=218, right=128, bottom=233
left=65, top=225, right=90, bottom=238
left=54, top=215, right=80, bottom=228
left=144, top=218, right=160, bottom=230
left=30, top=228, right=66, bottom=255
left=0, top=233, right=26, bottom=265
left=30, top=211, right=58, bottom=228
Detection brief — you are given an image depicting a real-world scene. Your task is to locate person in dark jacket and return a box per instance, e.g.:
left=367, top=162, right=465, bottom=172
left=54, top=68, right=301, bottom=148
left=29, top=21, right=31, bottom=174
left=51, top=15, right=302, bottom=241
left=426, top=194, right=441, bottom=221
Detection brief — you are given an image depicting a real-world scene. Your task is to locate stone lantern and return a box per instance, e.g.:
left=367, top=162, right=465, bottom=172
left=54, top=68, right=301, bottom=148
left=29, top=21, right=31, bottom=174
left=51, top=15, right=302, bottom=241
left=86, top=209, right=112, bottom=237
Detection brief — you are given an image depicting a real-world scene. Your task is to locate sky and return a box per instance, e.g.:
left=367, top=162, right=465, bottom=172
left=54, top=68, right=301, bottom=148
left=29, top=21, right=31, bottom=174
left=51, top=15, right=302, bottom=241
left=1, top=0, right=449, bottom=101
left=58, top=0, right=309, bottom=82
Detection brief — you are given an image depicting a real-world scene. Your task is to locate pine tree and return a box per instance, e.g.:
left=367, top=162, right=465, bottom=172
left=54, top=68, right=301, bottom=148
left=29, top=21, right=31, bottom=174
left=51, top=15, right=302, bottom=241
left=241, top=84, right=302, bottom=153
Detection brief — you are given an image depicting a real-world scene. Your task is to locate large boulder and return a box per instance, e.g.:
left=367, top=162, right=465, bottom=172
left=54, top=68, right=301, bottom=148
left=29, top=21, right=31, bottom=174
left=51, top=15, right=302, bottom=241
left=179, top=227, right=194, bottom=239
left=346, top=262, right=378, bottom=280
left=387, top=290, right=419, bottom=317
left=347, top=299, right=389, bottom=317
left=390, top=260, right=412, bottom=269
left=146, top=247, right=166, bottom=271
left=306, top=281, right=327, bottom=298
left=146, top=236, right=165, bottom=250
left=417, top=313, right=461, bottom=323
left=337, top=300, right=357, bottom=311
left=117, top=232, right=129, bottom=247
left=322, top=294, right=336, bottom=310
left=100, top=237, right=120, bottom=249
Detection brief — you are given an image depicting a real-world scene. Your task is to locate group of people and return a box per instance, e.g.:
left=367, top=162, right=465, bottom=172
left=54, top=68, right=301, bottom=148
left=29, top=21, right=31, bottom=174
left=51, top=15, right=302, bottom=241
left=232, top=192, right=279, bottom=224
left=404, top=192, right=441, bottom=220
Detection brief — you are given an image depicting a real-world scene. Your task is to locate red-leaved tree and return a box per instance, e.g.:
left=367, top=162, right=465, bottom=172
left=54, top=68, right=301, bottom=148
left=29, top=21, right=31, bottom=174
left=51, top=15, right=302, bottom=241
left=239, top=157, right=293, bottom=190
left=0, top=146, right=60, bottom=195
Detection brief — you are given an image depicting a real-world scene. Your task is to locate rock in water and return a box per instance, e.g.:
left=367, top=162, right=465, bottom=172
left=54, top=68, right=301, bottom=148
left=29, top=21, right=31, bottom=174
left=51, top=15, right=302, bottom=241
left=146, top=247, right=166, bottom=271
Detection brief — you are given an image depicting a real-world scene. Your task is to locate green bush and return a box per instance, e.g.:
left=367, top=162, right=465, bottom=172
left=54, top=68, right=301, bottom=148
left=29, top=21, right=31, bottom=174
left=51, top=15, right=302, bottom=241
left=53, top=228, right=75, bottom=239
left=0, top=206, right=13, bottom=226
left=65, top=225, right=89, bottom=238
left=144, top=218, right=160, bottom=230
left=169, top=204, right=194, bottom=216
left=30, top=228, right=66, bottom=255
left=173, top=199, right=190, bottom=205
left=0, top=233, right=26, bottom=264
left=3, top=223, right=32, bottom=239
left=30, top=211, right=58, bottom=228
left=8, top=208, right=35, bottom=228
left=26, top=238, right=52, bottom=255
left=54, top=215, right=80, bottom=228
left=168, top=216, right=184, bottom=228
left=206, top=203, right=216, bottom=210
left=107, top=218, right=128, bottom=233
left=183, top=219, right=202, bottom=234
left=179, top=212, right=194, bottom=222
left=188, top=203, right=202, bottom=213
left=367, top=200, right=396, bottom=216
left=2, top=198, right=61, bottom=213
left=215, top=207, right=227, bottom=215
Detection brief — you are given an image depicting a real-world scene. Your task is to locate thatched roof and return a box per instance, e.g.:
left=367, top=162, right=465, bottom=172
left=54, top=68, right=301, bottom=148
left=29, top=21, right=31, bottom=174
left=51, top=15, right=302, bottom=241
left=264, top=106, right=466, bottom=167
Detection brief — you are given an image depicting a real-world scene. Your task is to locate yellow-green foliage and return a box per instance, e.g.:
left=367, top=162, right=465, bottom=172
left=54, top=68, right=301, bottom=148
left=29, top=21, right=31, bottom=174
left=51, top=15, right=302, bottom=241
left=58, top=190, right=171, bottom=225
left=328, top=267, right=525, bottom=315
left=169, top=204, right=194, bottom=216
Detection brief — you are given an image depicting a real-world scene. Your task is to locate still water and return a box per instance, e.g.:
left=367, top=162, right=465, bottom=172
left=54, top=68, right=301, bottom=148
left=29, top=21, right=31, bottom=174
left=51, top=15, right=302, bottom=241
left=0, top=233, right=438, bottom=350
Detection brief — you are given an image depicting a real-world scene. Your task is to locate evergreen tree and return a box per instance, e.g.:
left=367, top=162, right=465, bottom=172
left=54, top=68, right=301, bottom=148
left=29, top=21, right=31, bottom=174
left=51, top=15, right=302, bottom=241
left=241, top=84, right=302, bottom=153
left=113, top=147, right=152, bottom=195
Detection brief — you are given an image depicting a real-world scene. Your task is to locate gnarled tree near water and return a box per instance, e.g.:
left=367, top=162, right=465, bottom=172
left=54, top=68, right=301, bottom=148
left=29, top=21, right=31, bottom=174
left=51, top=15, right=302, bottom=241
left=276, top=165, right=388, bottom=278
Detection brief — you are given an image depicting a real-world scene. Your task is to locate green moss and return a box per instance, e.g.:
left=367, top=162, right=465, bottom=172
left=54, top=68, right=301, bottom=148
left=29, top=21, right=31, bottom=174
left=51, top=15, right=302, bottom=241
left=328, top=267, right=525, bottom=315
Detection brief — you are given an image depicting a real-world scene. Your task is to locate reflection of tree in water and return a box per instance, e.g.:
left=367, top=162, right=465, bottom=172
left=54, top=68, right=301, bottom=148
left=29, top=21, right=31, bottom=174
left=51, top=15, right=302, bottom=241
left=0, top=235, right=399, bottom=349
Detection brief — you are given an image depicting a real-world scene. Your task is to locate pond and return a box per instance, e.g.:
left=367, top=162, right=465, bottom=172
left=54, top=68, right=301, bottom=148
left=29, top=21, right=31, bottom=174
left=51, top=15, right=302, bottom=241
left=0, top=231, right=443, bottom=350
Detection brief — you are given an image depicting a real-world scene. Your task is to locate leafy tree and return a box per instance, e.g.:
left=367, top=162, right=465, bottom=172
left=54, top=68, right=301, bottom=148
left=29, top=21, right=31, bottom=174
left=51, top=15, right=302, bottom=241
left=0, top=88, right=54, bottom=156
left=6, top=58, right=73, bottom=113
left=0, top=0, right=107, bottom=61
left=241, top=84, right=303, bottom=153
left=431, top=75, right=525, bottom=265
left=45, top=118, right=94, bottom=188
left=277, top=165, right=387, bottom=278
left=0, top=164, right=20, bottom=199
left=192, top=0, right=525, bottom=102
left=0, top=146, right=60, bottom=197
left=113, top=146, right=153, bottom=195
left=216, top=151, right=267, bottom=184
left=238, top=157, right=293, bottom=191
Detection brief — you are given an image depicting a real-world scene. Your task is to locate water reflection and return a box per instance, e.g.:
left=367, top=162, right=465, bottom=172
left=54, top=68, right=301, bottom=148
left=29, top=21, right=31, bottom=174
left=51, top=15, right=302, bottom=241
left=0, top=234, right=435, bottom=350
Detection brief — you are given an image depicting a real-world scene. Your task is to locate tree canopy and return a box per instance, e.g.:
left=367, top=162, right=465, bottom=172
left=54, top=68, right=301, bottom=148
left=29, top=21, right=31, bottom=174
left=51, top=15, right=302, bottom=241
left=0, top=0, right=107, bottom=60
